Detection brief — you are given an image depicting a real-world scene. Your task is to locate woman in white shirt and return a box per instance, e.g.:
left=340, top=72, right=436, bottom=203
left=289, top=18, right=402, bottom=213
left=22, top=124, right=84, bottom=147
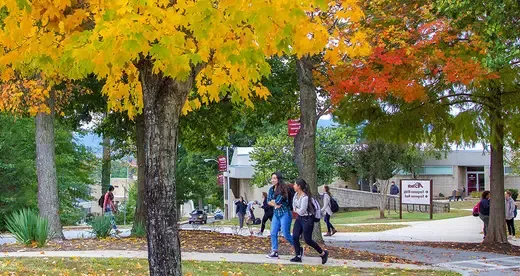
left=291, top=179, right=329, bottom=264
left=321, top=185, right=337, bottom=236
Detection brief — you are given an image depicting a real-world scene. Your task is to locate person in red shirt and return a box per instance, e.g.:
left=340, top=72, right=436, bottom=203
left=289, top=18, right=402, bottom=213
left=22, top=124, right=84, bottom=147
left=102, top=185, right=120, bottom=234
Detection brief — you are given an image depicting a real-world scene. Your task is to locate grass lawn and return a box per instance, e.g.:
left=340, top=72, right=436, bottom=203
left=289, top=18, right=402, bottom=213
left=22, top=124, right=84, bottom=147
left=448, top=199, right=479, bottom=210
left=0, top=258, right=459, bottom=276
left=329, top=209, right=472, bottom=225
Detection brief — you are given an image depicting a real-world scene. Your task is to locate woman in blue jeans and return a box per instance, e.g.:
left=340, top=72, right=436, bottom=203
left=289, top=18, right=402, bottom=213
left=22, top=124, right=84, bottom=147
left=266, top=172, right=293, bottom=259
left=321, top=185, right=336, bottom=236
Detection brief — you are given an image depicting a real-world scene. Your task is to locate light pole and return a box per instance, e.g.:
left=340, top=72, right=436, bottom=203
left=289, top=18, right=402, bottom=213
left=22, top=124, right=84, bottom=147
left=204, top=146, right=231, bottom=220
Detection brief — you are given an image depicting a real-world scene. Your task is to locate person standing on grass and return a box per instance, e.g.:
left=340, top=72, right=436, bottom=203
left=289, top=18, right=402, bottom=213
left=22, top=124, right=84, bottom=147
left=479, top=190, right=490, bottom=239
left=290, top=179, right=329, bottom=264
left=235, top=196, right=247, bottom=229
left=257, top=192, right=273, bottom=236
left=102, top=185, right=120, bottom=234
left=266, top=172, right=294, bottom=259
left=322, top=185, right=337, bottom=236
left=505, top=191, right=516, bottom=239
left=389, top=181, right=399, bottom=195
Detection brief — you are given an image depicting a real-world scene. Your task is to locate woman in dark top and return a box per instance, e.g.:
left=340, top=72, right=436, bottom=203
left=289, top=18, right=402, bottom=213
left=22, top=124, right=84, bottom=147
left=479, top=190, right=490, bottom=239
left=235, top=196, right=247, bottom=229
left=257, top=192, right=274, bottom=236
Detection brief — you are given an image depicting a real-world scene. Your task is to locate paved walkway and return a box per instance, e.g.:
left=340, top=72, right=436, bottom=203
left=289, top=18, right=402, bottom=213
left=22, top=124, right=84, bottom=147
left=0, top=250, right=431, bottom=271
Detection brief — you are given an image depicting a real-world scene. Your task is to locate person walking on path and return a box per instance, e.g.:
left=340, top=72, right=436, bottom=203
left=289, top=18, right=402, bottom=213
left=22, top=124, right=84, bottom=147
left=257, top=192, right=273, bottom=236
left=321, top=185, right=337, bottom=236
left=479, top=191, right=490, bottom=239
left=102, top=185, right=120, bottom=234
left=266, top=172, right=294, bottom=259
left=389, top=181, right=399, bottom=195
left=235, top=197, right=247, bottom=229
left=505, top=191, right=516, bottom=239
left=246, top=200, right=259, bottom=224
left=290, top=179, right=329, bottom=264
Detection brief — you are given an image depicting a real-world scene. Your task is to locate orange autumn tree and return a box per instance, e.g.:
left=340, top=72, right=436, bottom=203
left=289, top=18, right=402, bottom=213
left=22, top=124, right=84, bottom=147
left=1, top=0, right=367, bottom=274
left=0, top=0, right=89, bottom=239
left=328, top=0, right=515, bottom=244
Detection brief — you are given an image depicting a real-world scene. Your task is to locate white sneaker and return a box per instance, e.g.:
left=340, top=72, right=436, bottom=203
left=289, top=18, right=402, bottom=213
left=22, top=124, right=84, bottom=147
left=508, top=235, right=513, bottom=239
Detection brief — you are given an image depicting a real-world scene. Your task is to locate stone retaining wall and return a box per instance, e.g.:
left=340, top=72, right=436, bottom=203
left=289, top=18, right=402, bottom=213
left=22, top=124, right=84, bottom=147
left=329, top=187, right=450, bottom=213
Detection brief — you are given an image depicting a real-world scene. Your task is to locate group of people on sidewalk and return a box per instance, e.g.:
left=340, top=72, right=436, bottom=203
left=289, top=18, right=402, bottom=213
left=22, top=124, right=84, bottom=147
left=235, top=172, right=337, bottom=264
left=478, top=190, right=516, bottom=240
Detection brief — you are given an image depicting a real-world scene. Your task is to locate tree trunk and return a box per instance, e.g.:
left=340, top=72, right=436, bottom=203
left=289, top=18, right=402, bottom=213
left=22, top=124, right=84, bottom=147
left=101, top=135, right=111, bottom=194
left=378, top=180, right=390, bottom=219
left=35, top=91, right=64, bottom=240
left=484, top=99, right=507, bottom=243
left=294, top=55, right=323, bottom=242
left=132, top=114, right=147, bottom=231
left=138, top=58, right=194, bottom=275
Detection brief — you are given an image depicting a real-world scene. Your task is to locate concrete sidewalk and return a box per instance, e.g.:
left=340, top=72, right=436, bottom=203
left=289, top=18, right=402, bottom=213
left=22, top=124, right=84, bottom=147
left=0, top=250, right=433, bottom=271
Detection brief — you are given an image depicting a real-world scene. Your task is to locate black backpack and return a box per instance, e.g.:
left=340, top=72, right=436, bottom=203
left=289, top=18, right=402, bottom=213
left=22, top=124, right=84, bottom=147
left=330, top=197, right=339, bottom=213
left=98, top=193, right=105, bottom=208
left=287, top=184, right=296, bottom=211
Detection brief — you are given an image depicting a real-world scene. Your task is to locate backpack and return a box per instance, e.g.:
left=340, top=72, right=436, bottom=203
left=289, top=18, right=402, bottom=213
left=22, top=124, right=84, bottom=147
left=330, top=197, right=339, bottom=213
left=98, top=193, right=105, bottom=208
left=514, top=205, right=518, bottom=218
left=287, top=184, right=296, bottom=211
left=311, top=197, right=321, bottom=222
left=472, top=202, right=480, bottom=217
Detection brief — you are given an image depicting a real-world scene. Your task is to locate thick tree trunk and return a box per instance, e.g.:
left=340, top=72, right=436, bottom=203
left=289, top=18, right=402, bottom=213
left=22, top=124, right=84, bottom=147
left=484, top=102, right=507, bottom=243
left=132, top=114, right=147, bottom=231
left=294, top=55, right=323, bottom=242
left=35, top=91, right=64, bottom=240
left=138, top=58, right=194, bottom=275
left=101, top=135, right=111, bottom=194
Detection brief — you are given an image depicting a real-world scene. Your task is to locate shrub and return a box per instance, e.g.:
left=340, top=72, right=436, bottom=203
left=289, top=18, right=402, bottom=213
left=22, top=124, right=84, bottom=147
left=471, top=191, right=482, bottom=198
left=5, top=209, right=49, bottom=247
left=507, top=189, right=518, bottom=201
left=439, top=193, right=445, bottom=198
left=132, top=221, right=146, bottom=238
left=89, top=216, right=112, bottom=239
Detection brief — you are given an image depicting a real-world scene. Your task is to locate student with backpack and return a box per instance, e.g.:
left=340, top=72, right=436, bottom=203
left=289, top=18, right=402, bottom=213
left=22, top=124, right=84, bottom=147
left=321, top=185, right=337, bottom=236
left=266, top=172, right=294, bottom=259
left=257, top=192, right=274, bottom=236
left=290, top=179, right=328, bottom=264
left=505, top=191, right=516, bottom=239
left=479, top=190, right=490, bottom=239
left=100, top=185, right=120, bottom=234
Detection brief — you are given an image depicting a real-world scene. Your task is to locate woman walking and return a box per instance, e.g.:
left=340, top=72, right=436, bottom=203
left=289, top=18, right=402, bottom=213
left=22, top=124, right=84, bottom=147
left=321, top=185, right=337, bottom=236
left=479, top=191, right=490, bottom=239
left=505, top=191, right=516, bottom=239
left=290, top=179, right=329, bottom=264
left=102, top=185, right=120, bottom=234
left=266, top=172, right=294, bottom=259
left=235, top=196, right=247, bottom=229
left=257, top=192, right=273, bottom=236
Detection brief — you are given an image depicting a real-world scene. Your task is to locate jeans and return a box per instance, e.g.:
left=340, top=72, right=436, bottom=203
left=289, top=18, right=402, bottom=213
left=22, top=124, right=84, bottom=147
left=506, top=219, right=516, bottom=236
left=104, top=208, right=117, bottom=230
left=260, top=212, right=273, bottom=233
left=479, top=213, right=489, bottom=237
left=270, top=211, right=293, bottom=251
left=237, top=212, right=245, bottom=228
left=324, top=213, right=335, bottom=233
left=293, top=216, right=323, bottom=256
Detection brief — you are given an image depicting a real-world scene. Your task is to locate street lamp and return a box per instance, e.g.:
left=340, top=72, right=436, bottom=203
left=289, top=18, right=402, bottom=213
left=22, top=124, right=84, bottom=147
left=204, top=147, right=231, bottom=220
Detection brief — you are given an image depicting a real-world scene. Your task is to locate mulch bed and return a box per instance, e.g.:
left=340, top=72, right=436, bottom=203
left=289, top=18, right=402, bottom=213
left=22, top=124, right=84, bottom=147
left=0, top=230, right=417, bottom=264
left=390, top=241, right=520, bottom=256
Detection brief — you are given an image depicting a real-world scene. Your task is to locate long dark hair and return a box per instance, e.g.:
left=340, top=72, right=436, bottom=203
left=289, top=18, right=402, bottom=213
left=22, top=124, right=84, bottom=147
left=272, top=172, right=288, bottom=199
left=295, top=179, right=316, bottom=215
left=324, top=185, right=331, bottom=196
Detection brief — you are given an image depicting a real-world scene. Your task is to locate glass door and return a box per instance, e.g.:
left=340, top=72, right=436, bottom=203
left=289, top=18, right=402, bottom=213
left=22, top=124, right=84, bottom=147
left=478, top=173, right=485, bottom=191
left=467, top=173, right=477, bottom=193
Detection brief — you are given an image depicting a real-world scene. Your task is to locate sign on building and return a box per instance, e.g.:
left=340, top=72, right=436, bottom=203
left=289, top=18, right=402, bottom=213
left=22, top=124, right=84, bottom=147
left=400, top=180, right=433, bottom=219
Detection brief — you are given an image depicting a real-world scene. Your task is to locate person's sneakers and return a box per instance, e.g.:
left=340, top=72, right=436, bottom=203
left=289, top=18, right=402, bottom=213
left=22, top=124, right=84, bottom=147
left=290, top=256, right=302, bottom=262
left=331, top=229, right=337, bottom=236
left=266, top=251, right=279, bottom=259
left=324, top=232, right=331, bottom=236
left=321, top=250, right=329, bottom=264
left=508, top=235, right=513, bottom=239
left=255, top=232, right=263, bottom=237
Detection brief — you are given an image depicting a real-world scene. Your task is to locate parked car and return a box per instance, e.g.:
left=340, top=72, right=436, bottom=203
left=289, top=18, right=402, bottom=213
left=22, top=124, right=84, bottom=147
left=214, top=210, right=223, bottom=220
left=188, top=210, right=207, bottom=224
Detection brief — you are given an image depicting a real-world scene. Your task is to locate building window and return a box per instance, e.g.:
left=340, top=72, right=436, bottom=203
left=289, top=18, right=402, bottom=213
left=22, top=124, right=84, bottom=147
left=417, top=166, right=453, bottom=175
left=505, top=167, right=513, bottom=174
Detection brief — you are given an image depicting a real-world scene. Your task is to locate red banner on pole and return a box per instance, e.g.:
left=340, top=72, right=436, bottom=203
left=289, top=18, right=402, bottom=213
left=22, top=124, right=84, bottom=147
left=218, top=156, right=227, bottom=172
left=217, top=174, right=224, bottom=186
left=288, top=119, right=301, bottom=137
